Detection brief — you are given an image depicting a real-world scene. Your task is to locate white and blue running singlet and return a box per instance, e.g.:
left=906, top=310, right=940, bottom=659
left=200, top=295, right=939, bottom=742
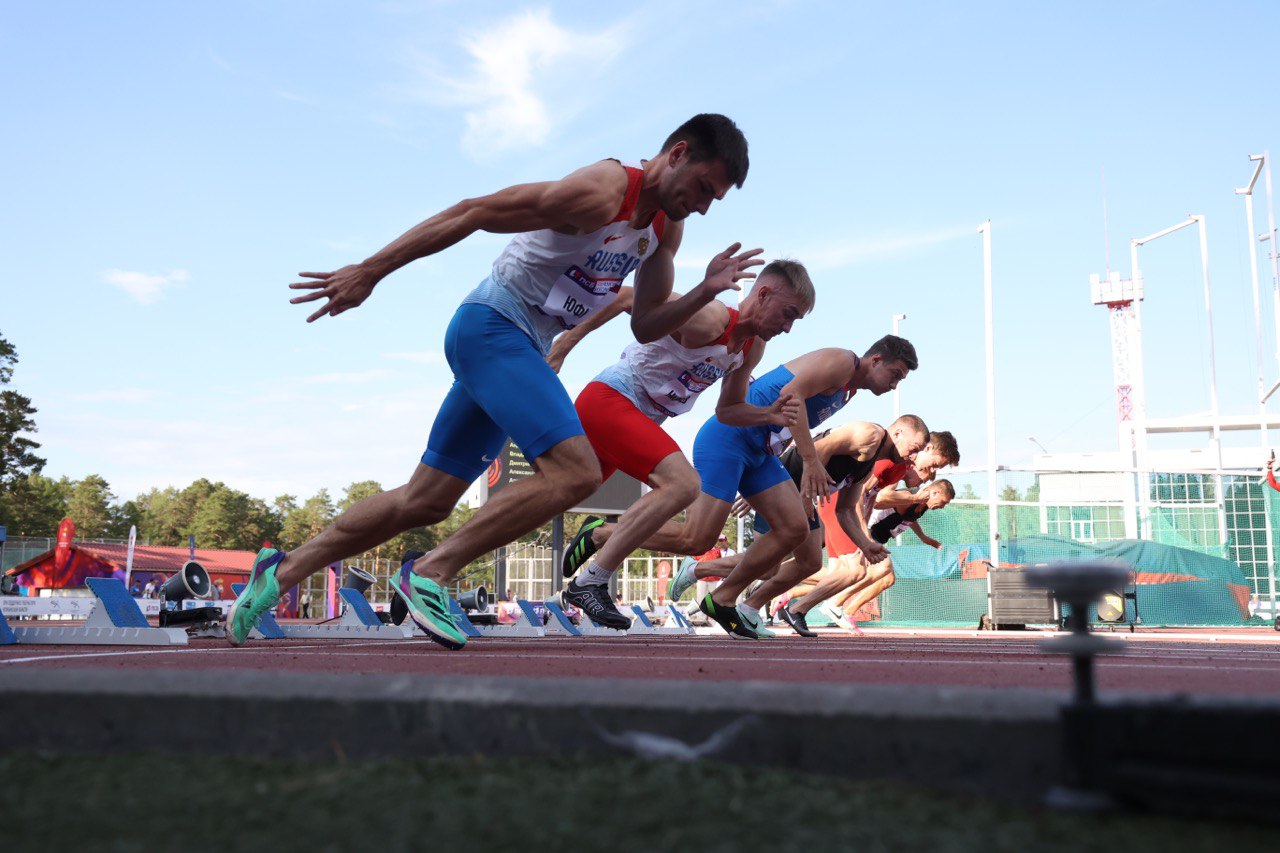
left=462, top=162, right=666, bottom=354
left=594, top=308, right=754, bottom=423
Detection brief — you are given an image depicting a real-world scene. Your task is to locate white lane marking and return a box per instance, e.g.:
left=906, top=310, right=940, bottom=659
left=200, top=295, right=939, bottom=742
left=265, top=648, right=1280, bottom=674
left=0, top=639, right=423, bottom=665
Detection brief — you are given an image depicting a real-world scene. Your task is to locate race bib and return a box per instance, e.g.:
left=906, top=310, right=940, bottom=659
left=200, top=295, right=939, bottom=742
left=540, top=266, right=621, bottom=328
left=649, top=369, right=714, bottom=418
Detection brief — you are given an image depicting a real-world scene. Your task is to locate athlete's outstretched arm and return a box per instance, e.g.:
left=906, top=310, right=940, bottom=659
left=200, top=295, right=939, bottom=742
left=776, top=349, right=860, bottom=516
left=713, top=339, right=798, bottom=428
left=873, top=487, right=926, bottom=512
left=834, top=478, right=890, bottom=563
left=546, top=287, right=634, bottom=373
left=290, top=162, right=629, bottom=323
left=630, top=227, right=763, bottom=343
left=907, top=520, right=942, bottom=549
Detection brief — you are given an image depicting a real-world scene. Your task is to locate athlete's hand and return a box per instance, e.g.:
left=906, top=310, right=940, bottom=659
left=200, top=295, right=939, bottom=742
left=730, top=496, right=752, bottom=518
left=546, top=340, right=569, bottom=374
left=860, top=540, right=891, bottom=564
left=763, top=393, right=800, bottom=428
left=702, top=243, right=764, bottom=296
left=289, top=264, right=382, bottom=322
left=799, top=461, right=836, bottom=521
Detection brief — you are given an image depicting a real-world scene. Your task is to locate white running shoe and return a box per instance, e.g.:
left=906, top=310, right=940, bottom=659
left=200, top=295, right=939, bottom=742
left=737, top=604, right=776, bottom=638
left=668, top=557, right=699, bottom=601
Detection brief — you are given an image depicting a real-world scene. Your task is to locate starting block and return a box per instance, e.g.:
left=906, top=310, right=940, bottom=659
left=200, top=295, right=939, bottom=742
left=1, top=608, right=17, bottom=645
left=539, top=599, right=583, bottom=637
left=470, top=600, right=544, bottom=638
left=663, top=603, right=695, bottom=632
left=0, top=578, right=187, bottom=646
left=276, top=588, right=413, bottom=640
left=541, top=594, right=626, bottom=637
left=626, top=604, right=694, bottom=635
left=446, top=599, right=483, bottom=639
left=577, top=614, right=627, bottom=637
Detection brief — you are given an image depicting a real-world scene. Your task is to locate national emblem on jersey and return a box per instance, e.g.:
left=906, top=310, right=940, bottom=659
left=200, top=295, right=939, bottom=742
left=638, top=236, right=650, bottom=256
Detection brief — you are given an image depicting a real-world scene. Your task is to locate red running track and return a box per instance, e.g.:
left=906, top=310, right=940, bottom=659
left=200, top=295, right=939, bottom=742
left=3, top=630, right=1280, bottom=697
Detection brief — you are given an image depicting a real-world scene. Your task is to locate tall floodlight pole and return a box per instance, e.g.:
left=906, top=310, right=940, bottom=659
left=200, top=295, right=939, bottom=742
left=1132, top=215, right=1224, bottom=544
left=1089, top=269, right=1145, bottom=539
left=979, top=222, right=998, bottom=576
left=1259, top=152, right=1280, bottom=381
left=891, top=313, right=907, bottom=419
left=1239, top=159, right=1267, bottom=434
left=1237, top=154, right=1277, bottom=615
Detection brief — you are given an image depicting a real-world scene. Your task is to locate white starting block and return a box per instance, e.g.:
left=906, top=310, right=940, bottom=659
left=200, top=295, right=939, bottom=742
left=0, top=578, right=187, bottom=646
left=275, top=588, right=413, bottom=640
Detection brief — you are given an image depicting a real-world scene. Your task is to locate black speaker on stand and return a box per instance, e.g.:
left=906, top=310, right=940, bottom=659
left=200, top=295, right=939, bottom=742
left=158, top=561, right=221, bottom=629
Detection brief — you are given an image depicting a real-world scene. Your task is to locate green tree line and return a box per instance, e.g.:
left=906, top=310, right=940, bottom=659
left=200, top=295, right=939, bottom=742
left=0, top=331, right=483, bottom=555
left=0, top=328, right=736, bottom=559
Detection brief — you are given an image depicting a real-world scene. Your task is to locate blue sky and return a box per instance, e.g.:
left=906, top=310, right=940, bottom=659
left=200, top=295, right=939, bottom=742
left=3, top=1, right=1278, bottom=503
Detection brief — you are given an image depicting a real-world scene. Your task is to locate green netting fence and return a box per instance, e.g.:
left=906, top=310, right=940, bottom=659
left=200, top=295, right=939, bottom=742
left=846, top=469, right=1280, bottom=629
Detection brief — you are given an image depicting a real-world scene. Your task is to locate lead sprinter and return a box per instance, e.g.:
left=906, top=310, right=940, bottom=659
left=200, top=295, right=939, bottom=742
left=226, top=114, right=759, bottom=650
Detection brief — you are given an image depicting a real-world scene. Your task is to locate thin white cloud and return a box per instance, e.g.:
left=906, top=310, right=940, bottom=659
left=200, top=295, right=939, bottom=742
left=798, top=225, right=976, bottom=270
left=101, top=268, right=190, bottom=304
left=420, top=8, right=627, bottom=158
left=274, top=89, right=317, bottom=104
left=383, top=351, right=446, bottom=364
left=674, top=226, right=975, bottom=272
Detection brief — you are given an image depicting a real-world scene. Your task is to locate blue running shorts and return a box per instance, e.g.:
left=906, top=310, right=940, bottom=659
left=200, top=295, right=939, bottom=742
left=422, top=303, right=584, bottom=482
left=692, top=415, right=792, bottom=504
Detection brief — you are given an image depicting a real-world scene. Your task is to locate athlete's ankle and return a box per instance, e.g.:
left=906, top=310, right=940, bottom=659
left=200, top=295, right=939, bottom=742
left=575, top=560, right=615, bottom=587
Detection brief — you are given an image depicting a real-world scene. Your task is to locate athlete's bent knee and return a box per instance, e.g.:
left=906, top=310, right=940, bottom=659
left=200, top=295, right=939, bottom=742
left=686, top=527, right=721, bottom=555
left=772, top=517, right=809, bottom=550
left=667, top=472, right=701, bottom=511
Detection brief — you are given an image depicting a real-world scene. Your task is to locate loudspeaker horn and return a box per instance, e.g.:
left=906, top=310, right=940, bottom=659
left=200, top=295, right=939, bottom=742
left=457, top=586, right=488, bottom=613
left=161, top=560, right=212, bottom=603
left=341, top=567, right=377, bottom=596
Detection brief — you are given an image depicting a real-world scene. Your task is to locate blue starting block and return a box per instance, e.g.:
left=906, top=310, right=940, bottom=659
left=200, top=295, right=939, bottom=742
left=664, top=603, right=695, bottom=632
left=539, top=599, right=583, bottom=637
left=543, top=597, right=626, bottom=637
left=0, top=608, right=17, bottom=645
left=277, top=588, right=412, bottom=640
left=625, top=604, right=693, bottom=635
left=0, top=578, right=187, bottom=646
left=447, top=598, right=483, bottom=638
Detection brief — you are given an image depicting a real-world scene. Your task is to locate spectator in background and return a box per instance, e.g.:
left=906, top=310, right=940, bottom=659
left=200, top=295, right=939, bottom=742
left=130, top=582, right=142, bottom=598
left=143, top=578, right=156, bottom=599
left=1266, top=452, right=1278, bottom=492
left=300, top=591, right=311, bottom=619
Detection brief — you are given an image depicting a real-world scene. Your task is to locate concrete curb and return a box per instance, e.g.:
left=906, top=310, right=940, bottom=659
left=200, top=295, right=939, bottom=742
left=0, top=668, right=1066, bottom=801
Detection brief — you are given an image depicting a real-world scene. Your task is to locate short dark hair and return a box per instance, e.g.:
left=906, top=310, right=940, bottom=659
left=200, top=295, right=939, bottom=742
left=933, top=479, right=956, bottom=500
left=864, top=335, right=918, bottom=371
left=927, top=431, right=960, bottom=466
left=661, top=114, right=749, bottom=188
